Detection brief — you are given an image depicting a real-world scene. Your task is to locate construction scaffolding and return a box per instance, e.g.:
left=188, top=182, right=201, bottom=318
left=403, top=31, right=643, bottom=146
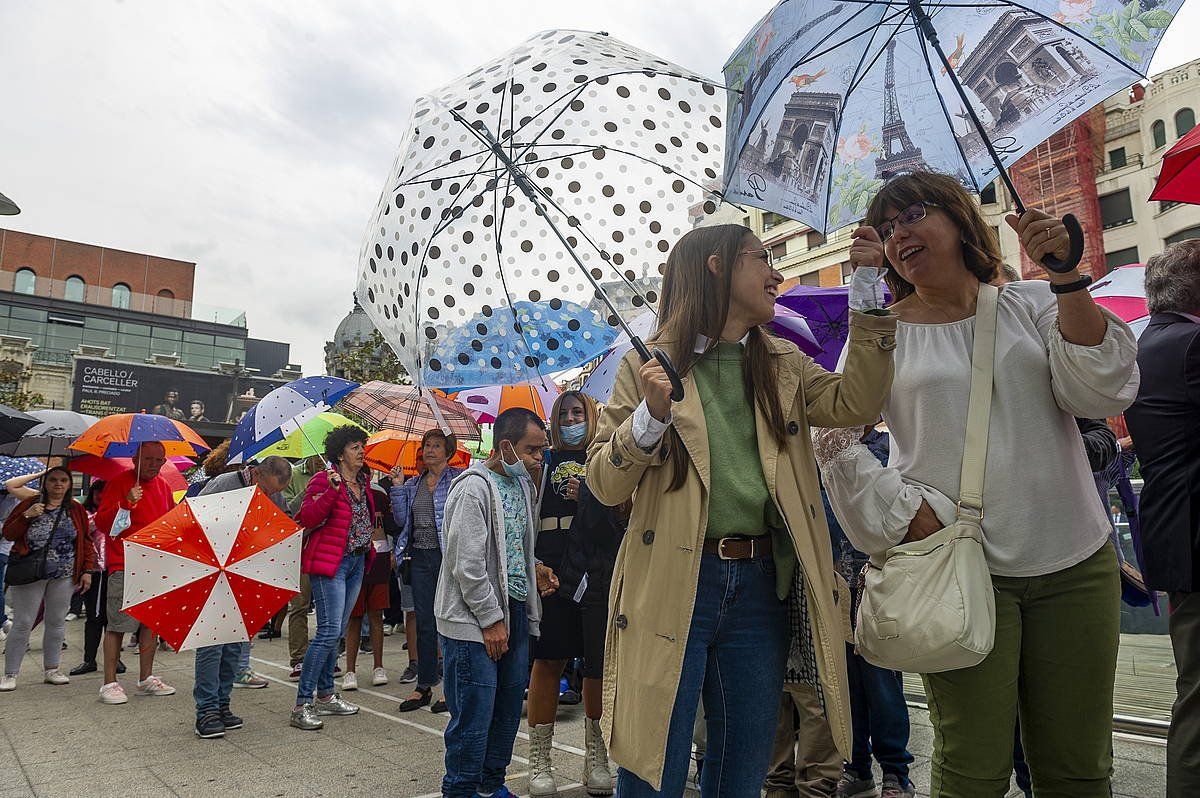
left=1010, top=106, right=1108, bottom=280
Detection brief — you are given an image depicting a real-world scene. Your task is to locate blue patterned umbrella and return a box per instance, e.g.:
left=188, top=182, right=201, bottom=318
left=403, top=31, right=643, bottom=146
left=0, top=455, right=42, bottom=483
left=722, top=0, right=1185, bottom=269
left=433, top=300, right=620, bottom=391
left=228, top=376, right=359, bottom=465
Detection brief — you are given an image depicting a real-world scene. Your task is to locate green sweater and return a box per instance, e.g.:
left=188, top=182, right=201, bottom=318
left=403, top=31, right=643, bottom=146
left=691, top=342, right=794, bottom=597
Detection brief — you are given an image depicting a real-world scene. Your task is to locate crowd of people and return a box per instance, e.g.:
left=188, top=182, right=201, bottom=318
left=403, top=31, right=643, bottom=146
left=1, top=171, right=1199, bottom=798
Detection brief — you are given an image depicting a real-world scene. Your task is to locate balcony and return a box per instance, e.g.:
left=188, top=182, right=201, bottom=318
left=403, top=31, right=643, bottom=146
left=0, top=271, right=246, bottom=327
left=1096, top=152, right=1145, bottom=177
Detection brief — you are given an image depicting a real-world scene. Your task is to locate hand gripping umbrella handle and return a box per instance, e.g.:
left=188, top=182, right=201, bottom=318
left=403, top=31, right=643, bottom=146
left=630, top=338, right=685, bottom=403
left=1041, top=213, right=1086, bottom=274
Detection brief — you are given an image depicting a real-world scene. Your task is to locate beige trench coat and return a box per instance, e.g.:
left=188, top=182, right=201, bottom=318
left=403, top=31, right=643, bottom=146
left=587, top=311, right=898, bottom=790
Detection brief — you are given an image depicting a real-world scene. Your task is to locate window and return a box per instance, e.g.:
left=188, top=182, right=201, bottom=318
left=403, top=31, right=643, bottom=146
left=154, top=288, right=175, bottom=314
left=1160, top=200, right=1181, bottom=213
left=1152, top=119, right=1166, bottom=148
left=841, top=261, right=854, bottom=284
left=1176, top=108, right=1196, bottom=139
left=771, top=242, right=788, bottom=262
left=1099, top=189, right=1134, bottom=228
left=763, top=212, right=786, bottom=231
left=980, top=182, right=997, bottom=204
left=1165, top=225, right=1200, bottom=246
left=64, top=275, right=86, bottom=302
left=799, top=271, right=821, bottom=287
left=806, top=231, right=826, bottom=250
left=13, top=268, right=36, bottom=294
left=1105, top=247, right=1139, bottom=270
left=1109, top=148, right=1127, bottom=169
left=111, top=283, right=131, bottom=309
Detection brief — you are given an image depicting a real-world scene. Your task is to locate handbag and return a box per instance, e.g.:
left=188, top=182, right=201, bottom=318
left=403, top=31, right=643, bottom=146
left=5, top=504, right=69, bottom=587
left=854, top=282, right=999, bottom=673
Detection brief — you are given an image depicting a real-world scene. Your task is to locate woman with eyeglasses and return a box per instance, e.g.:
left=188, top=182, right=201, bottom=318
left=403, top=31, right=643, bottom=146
left=815, top=171, right=1138, bottom=797
left=587, top=223, right=898, bottom=795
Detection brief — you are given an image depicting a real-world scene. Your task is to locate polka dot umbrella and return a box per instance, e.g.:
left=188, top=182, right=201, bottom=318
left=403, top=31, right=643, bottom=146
left=357, top=29, right=731, bottom=399
left=120, top=485, right=301, bottom=651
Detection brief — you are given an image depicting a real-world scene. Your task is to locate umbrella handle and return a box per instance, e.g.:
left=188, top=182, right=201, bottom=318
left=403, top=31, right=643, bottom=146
left=631, top=338, right=686, bottom=403
left=1039, top=213, right=1085, bottom=274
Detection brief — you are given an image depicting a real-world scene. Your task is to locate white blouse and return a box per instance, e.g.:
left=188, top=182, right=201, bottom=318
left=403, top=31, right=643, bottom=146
left=821, top=280, right=1140, bottom=578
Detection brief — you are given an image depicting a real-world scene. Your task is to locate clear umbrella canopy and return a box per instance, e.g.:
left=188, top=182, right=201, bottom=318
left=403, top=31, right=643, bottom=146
left=358, top=29, right=729, bottom=389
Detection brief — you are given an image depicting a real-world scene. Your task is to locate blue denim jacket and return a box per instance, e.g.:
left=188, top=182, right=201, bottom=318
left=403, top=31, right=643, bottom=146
left=390, top=466, right=464, bottom=557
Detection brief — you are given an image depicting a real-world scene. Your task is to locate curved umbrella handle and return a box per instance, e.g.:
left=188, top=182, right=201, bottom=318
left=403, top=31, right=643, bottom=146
left=630, top=338, right=685, bottom=402
left=1040, top=213, right=1085, bottom=274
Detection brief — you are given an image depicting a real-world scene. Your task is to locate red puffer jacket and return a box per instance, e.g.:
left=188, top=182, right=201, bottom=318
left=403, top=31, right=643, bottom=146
left=296, top=470, right=376, bottom=578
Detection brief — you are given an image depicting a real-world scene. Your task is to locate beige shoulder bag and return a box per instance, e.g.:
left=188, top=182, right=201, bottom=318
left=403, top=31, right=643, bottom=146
left=854, top=282, right=998, bottom=673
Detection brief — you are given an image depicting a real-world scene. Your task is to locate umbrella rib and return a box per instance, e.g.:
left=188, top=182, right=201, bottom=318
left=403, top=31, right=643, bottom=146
left=913, top=20, right=983, bottom=191
left=822, top=9, right=911, bottom=229
left=730, top=2, right=902, bottom=173
left=395, top=144, right=495, bottom=189
left=492, top=166, right=546, bottom=383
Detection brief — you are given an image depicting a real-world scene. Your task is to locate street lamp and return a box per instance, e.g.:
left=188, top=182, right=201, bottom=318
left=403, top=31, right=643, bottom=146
left=0, top=192, right=20, bottom=215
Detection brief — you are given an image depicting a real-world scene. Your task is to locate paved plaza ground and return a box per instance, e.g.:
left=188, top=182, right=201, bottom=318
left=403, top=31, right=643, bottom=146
left=0, top=619, right=1169, bottom=798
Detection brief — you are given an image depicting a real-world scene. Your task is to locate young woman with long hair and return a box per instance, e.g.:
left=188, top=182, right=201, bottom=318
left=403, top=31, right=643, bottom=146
left=587, top=222, right=898, bottom=795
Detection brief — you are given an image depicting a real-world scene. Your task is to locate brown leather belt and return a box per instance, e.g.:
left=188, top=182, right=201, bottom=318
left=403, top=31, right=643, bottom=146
left=702, top=536, right=773, bottom=560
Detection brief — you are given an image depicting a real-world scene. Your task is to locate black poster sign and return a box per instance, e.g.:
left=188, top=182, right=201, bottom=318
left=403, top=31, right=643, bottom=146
left=72, top=358, right=287, bottom=423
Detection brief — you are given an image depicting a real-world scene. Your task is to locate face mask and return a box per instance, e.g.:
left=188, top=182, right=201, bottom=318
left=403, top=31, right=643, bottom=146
left=502, top=457, right=531, bottom=481
left=560, top=422, right=587, bottom=446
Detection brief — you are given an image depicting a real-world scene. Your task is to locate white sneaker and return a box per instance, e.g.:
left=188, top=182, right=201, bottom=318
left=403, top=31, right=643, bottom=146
left=342, top=671, right=358, bottom=691
left=99, top=682, right=128, bottom=704
left=372, top=667, right=388, bottom=686
left=135, top=675, right=176, bottom=696
left=0, top=675, right=15, bottom=691
left=44, top=669, right=69, bottom=685
left=382, top=624, right=394, bottom=636
left=0, top=619, right=11, bottom=642
left=65, top=613, right=79, bottom=622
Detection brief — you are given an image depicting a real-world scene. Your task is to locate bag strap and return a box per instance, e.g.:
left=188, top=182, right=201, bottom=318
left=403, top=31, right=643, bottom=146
left=957, top=282, right=999, bottom=519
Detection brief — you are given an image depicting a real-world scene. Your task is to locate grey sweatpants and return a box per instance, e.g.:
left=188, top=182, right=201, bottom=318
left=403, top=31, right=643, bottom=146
left=4, top=577, right=74, bottom=676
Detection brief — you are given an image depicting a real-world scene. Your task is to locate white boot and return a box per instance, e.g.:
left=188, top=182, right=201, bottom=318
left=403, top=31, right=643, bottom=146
left=583, top=717, right=614, bottom=796
left=528, top=723, right=558, bottom=797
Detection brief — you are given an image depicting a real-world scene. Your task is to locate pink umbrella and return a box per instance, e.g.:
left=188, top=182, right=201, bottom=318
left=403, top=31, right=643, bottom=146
left=1090, top=265, right=1149, bottom=338
left=452, top=378, right=561, bottom=423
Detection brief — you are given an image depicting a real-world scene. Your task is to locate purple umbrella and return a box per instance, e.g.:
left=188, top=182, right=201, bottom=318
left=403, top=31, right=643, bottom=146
left=775, top=284, right=890, bottom=372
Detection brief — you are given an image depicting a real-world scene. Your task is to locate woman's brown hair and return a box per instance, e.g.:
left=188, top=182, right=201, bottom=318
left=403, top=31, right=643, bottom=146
left=865, top=171, right=1006, bottom=302
left=549, top=390, right=598, bottom=451
left=650, top=223, right=787, bottom=491
left=420, top=427, right=458, bottom=458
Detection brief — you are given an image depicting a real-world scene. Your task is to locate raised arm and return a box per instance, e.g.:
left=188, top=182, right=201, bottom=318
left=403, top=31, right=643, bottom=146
left=586, top=353, right=668, bottom=507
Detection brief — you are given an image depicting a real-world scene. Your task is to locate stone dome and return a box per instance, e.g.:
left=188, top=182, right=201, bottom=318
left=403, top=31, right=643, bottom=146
left=330, top=296, right=375, bottom=355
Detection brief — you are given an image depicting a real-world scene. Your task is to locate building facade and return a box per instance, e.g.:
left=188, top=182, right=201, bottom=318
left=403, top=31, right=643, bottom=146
left=746, top=58, right=1200, bottom=288
left=0, top=228, right=297, bottom=416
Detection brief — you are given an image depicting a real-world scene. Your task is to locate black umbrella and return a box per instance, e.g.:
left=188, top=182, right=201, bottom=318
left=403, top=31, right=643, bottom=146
left=0, top=404, right=40, bottom=445
left=0, top=410, right=99, bottom=458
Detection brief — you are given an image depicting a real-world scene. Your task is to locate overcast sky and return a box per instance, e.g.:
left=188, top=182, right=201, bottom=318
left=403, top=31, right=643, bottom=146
left=2, top=1, right=1196, bottom=374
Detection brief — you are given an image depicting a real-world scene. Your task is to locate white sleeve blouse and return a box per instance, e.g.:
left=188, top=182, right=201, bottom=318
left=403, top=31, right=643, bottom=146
left=821, top=280, right=1139, bottom=578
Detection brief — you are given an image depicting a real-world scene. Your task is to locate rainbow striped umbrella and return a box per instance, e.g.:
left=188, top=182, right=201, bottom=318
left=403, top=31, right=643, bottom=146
left=70, top=413, right=210, bottom=459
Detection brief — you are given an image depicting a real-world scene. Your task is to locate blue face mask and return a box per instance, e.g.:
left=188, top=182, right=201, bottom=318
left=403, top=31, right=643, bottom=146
left=560, top=422, right=587, bottom=446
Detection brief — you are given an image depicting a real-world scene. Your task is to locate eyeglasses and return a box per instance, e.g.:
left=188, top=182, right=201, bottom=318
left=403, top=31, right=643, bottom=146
left=739, top=247, right=773, bottom=267
left=876, top=201, right=940, bottom=242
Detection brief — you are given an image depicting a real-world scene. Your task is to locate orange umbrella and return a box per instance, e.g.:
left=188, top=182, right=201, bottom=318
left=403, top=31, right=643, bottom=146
left=364, top=430, right=472, bottom=478
left=451, top=378, right=560, bottom=423
left=70, top=413, right=210, bottom=458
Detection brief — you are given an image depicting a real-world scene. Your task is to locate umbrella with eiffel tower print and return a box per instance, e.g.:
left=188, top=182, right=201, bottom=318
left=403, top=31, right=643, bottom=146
left=721, top=0, right=1185, bottom=272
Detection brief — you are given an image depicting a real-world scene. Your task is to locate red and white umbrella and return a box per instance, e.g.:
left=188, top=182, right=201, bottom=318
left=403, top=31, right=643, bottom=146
left=121, top=485, right=301, bottom=651
left=1090, top=265, right=1149, bottom=338
left=453, top=378, right=561, bottom=423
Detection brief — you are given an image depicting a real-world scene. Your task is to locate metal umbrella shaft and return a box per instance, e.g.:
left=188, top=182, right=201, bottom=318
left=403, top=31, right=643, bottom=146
left=908, top=0, right=1083, bottom=273
left=449, top=108, right=685, bottom=401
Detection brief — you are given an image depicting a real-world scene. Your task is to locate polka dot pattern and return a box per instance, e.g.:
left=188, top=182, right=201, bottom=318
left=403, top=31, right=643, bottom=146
left=356, top=29, right=727, bottom=388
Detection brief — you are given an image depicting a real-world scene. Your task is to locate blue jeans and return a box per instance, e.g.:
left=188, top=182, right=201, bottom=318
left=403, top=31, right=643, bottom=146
left=0, top=553, right=8, bottom=626
left=238, top=641, right=251, bottom=673
left=441, top=598, right=530, bottom=798
left=296, top=553, right=365, bottom=704
left=845, top=642, right=914, bottom=785
left=410, top=546, right=443, bottom=688
left=617, top=553, right=789, bottom=797
left=194, top=643, right=240, bottom=719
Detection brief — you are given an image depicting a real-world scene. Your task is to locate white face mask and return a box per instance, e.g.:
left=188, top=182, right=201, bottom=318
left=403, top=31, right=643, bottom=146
left=559, top=422, right=587, bottom=446
left=501, top=457, right=531, bottom=481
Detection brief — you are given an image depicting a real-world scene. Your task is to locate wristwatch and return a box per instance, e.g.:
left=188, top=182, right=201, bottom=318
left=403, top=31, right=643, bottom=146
left=1049, top=275, right=1093, bottom=294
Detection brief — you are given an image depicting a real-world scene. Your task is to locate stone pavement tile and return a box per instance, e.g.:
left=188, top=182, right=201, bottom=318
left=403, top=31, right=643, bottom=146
left=28, top=767, right=174, bottom=798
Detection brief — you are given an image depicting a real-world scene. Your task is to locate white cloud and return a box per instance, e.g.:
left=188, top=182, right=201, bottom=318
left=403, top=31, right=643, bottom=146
left=1, top=0, right=1195, bottom=374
